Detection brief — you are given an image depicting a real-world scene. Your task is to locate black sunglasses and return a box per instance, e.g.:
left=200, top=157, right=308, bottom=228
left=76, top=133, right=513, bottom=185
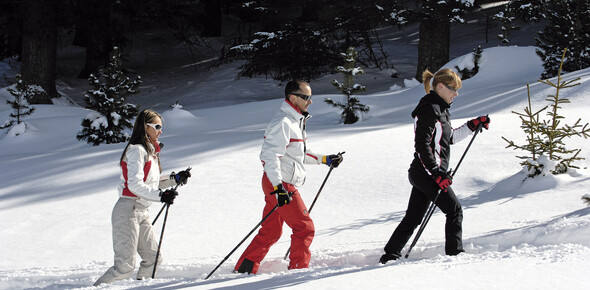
left=443, top=83, right=458, bottom=93
left=293, top=93, right=312, bottom=101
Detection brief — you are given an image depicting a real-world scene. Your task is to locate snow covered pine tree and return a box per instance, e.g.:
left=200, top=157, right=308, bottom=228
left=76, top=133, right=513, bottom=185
left=325, top=47, right=369, bottom=124
left=0, top=74, right=37, bottom=136
left=536, top=0, right=590, bottom=78
left=77, top=47, right=140, bottom=146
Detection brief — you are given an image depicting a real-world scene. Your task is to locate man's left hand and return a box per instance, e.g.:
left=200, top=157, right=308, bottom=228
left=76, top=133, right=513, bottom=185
left=323, top=153, right=344, bottom=168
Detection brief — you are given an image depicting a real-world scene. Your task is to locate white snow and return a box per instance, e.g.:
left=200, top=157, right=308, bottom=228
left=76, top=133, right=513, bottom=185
left=1, top=22, right=589, bottom=290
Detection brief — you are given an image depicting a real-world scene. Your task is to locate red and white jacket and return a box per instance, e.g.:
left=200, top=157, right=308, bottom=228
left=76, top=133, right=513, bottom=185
left=260, top=100, right=324, bottom=187
left=118, top=144, right=176, bottom=206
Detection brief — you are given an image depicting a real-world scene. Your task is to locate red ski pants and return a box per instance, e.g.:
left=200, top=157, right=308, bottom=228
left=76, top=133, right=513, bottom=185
left=234, top=173, right=315, bottom=274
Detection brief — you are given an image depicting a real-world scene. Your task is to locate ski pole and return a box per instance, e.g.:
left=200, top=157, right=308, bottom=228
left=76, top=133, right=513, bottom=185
left=205, top=204, right=280, bottom=280
left=152, top=204, right=167, bottom=226
left=152, top=202, right=170, bottom=279
left=283, top=152, right=344, bottom=260
left=152, top=167, right=191, bottom=226
left=405, top=122, right=483, bottom=259
left=151, top=167, right=191, bottom=278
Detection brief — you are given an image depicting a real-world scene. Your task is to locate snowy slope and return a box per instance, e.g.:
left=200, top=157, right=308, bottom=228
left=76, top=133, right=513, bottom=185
left=1, top=9, right=590, bottom=287
left=1, top=44, right=590, bottom=290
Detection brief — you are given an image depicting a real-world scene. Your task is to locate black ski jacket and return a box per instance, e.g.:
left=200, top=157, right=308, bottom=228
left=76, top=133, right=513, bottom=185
left=409, top=91, right=471, bottom=176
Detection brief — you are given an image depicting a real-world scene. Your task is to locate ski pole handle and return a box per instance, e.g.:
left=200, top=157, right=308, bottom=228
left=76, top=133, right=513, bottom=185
left=172, top=166, right=192, bottom=190
left=153, top=167, right=191, bottom=225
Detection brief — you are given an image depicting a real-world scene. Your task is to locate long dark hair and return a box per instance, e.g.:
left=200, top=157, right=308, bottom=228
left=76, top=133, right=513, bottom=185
left=120, top=109, right=162, bottom=167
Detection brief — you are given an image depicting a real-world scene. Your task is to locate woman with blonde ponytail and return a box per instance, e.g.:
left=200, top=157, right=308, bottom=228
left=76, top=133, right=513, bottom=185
left=379, top=68, right=491, bottom=264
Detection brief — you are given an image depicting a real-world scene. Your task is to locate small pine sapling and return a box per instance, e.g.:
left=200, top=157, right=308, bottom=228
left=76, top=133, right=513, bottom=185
left=77, top=47, right=140, bottom=146
left=325, top=47, right=369, bottom=124
left=1, top=74, right=38, bottom=135
left=502, top=49, right=590, bottom=178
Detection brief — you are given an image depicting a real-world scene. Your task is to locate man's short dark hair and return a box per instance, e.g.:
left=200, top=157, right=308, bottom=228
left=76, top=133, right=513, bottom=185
left=285, top=80, right=309, bottom=99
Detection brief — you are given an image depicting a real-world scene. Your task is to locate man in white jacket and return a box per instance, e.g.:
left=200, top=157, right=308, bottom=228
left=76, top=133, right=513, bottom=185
left=234, top=80, right=344, bottom=274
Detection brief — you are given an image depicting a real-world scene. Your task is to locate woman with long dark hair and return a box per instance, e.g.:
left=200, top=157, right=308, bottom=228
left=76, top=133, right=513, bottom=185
left=94, top=109, right=191, bottom=286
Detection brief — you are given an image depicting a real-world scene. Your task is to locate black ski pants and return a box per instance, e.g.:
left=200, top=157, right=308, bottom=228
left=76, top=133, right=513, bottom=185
left=384, top=169, right=464, bottom=256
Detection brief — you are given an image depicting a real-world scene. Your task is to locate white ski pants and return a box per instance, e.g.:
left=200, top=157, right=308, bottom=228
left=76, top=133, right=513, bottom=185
left=94, top=198, right=162, bottom=286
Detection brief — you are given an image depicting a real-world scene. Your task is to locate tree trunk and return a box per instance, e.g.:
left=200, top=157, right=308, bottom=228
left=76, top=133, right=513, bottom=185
left=21, top=0, right=57, bottom=103
left=201, top=0, right=222, bottom=37
left=415, top=0, right=451, bottom=81
left=77, top=0, right=112, bottom=79
left=300, top=0, right=324, bottom=22
left=71, top=1, right=88, bottom=47
left=0, top=2, right=23, bottom=59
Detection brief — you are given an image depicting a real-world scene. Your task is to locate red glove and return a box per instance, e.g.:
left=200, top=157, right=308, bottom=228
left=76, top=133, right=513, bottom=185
left=433, top=169, right=452, bottom=191
left=467, top=116, right=490, bottom=131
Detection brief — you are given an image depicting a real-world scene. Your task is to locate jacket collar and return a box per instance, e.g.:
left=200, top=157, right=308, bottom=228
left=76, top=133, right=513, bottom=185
left=411, top=90, right=451, bottom=118
left=428, top=90, right=451, bottom=110
left=281, top=99, right=311, bottom=120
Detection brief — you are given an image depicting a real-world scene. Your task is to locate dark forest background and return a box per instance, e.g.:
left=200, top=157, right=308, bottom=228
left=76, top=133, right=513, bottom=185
left=1, top=0, right=588, bottom=104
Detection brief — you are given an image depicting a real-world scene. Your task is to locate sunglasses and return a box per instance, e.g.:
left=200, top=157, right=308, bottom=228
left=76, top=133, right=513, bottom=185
left=443, top=83, right=458, bottom=93
left=146, top=123, right=162, bottom=131
left=293, top=93, right=312, bottom=101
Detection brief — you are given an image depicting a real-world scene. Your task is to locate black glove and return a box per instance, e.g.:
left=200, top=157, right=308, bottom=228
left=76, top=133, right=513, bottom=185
left=432, top=169, right=452, bottom=191
left=160, top=189, right=178, bottom=205
left=323, top=153, right=344, bottom=168
left=467, top=115, right=490, bottom=132
left=172, top=169, right=192, bottom=185
left=270, top=184, right=291, bottom=207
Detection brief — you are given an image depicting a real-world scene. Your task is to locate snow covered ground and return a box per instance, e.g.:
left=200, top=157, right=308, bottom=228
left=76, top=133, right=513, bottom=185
left=1, top=18, right=590, bottom=290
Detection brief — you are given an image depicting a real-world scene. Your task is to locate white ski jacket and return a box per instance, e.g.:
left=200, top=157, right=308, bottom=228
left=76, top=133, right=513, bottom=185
left=118, top=144, right=176, bottom=207
left=260, top=100, right=324, bottom=187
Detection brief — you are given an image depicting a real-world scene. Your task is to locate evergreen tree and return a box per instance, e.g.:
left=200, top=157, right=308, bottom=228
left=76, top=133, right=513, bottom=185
left=321, top=0, right=410, bottom=70
left=230, top=24, right=337, bottom=81
left=77, top=47, right=140, bottom=146
left=0, top=74, right=37, bottom=135
left=502, top=49, right=590, bottom=178
left=493, top=3, right=519, bottom=45
left=536, top=0, right=590, bottom=78
left=510, top=0, right=547, bottom=23
left=227, top=0, right=410, bottom=81
left=583, top=195, right=590, bottom=206
left=325, top=47, right=369, bottom=124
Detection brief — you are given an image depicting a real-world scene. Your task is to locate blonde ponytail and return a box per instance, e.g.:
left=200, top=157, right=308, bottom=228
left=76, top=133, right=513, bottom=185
left=422, top=69, right=435, bottom=93
left=422, top=68, right=462, bottom=94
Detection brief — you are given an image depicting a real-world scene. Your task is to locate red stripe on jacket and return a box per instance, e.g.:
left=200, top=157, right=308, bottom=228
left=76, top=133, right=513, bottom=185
left=121, top=160, right=152, bottom=198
